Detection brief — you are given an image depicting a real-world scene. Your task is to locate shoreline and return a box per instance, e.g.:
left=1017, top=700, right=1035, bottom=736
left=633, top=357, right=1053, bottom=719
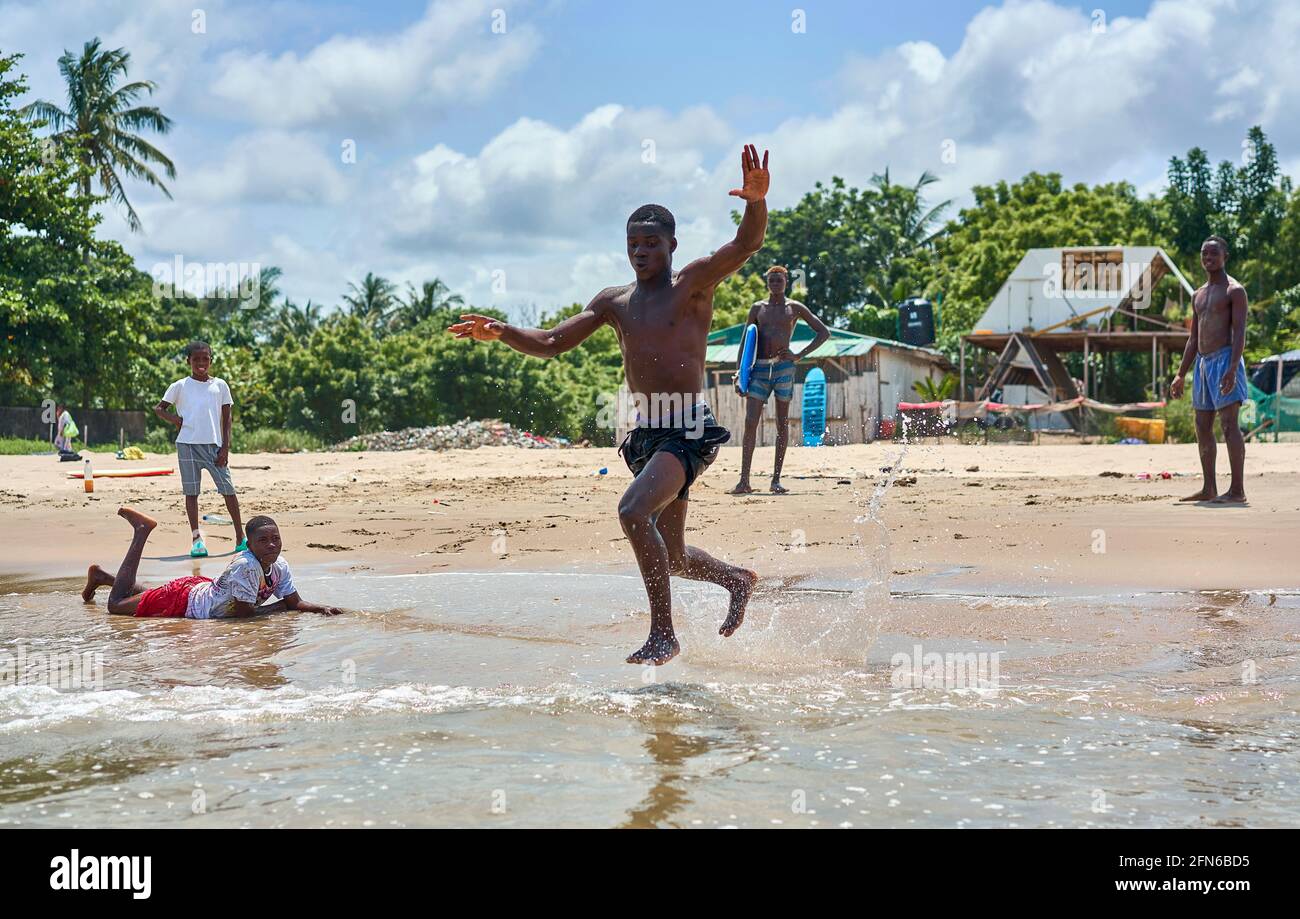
left=3, top=442, right=1298, bottom=594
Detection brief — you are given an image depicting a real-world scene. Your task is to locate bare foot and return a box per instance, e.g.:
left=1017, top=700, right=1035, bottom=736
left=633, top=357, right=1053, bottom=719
left=719, top=568, right=759, bottom=637
left=728, top=481, right=755, bottom=496
left=1211, top=492, right=1247, bottom=504
left=626, top=632, right=680, bottom=666
left=769, top=480, right=789, bottom=494
left=82, top=564, right=113, bottom=603
left=117, top=506, right=158, bottom=531
left=1179, top=489, right=1217, bottom=502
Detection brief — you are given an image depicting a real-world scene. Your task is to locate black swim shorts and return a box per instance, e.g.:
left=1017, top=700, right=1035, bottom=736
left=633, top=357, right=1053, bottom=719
left=618, top=405, right=730, bottom=501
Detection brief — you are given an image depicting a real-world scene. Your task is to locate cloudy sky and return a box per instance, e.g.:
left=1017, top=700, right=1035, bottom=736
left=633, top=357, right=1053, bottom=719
left=4, top=0, right=1296, bottom=319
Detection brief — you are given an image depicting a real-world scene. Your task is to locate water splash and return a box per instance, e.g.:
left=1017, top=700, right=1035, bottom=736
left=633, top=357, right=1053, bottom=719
left=677, top=449, right=907, bottom=670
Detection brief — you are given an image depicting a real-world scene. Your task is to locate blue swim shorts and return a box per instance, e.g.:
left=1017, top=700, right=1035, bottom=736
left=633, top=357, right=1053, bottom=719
left=1192, top=345, right=1248, bottom=411
left=746, top=359, right=795, bottom=404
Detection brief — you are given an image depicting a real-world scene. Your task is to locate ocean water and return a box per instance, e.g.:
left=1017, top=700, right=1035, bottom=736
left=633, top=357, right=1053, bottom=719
left=2, top=485, right=1299, bottom=827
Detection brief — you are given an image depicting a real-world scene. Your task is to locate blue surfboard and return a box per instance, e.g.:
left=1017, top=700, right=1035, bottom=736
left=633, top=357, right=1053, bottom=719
left=801, top=366, right=826, bottom=446
left=736, top=323, right=759, bottom=394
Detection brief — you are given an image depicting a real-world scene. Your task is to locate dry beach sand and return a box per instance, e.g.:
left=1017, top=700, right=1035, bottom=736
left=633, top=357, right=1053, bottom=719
left=2, top=441, right=1297, bottom=592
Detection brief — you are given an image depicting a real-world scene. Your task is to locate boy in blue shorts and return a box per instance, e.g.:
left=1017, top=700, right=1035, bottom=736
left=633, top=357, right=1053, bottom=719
left=1170, top=236, right=1249, bottom=504
left=728, top=265, right=829, bottom=495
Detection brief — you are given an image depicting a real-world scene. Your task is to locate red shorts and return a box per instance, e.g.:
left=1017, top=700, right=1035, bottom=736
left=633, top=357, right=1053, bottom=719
left=134, top=575, right=212, bottom=618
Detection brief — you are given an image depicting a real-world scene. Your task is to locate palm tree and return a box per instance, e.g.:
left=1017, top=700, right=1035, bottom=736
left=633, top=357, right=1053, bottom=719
left=275, top=300, right=323, bottom=342
left=391, top=278, right=464, bottom=331
left=863, top=169, right=951, bottom=309
left=343, top=273, right=397, bottom=332
left=22, top=38, right=175, bottom=232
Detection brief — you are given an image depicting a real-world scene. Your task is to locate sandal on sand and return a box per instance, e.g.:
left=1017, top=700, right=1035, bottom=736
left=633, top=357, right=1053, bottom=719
left=190, top=539, right=209, bottom=558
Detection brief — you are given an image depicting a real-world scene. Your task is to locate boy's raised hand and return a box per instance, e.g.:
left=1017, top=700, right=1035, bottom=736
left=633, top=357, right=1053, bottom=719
left=729, top=144, right=769, bottom=202
left=449, top=314, right=505, bottom=342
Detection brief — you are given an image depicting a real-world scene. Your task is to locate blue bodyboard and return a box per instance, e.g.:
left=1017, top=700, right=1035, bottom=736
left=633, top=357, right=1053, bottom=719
left=801, top=366, right=826, bottom=446
left=736, top=324, right=759, bottom=393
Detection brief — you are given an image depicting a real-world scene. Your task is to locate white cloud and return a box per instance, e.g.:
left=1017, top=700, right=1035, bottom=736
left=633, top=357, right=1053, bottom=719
left=209, top=0, right=541, bottom=130
left=898, top=41, right=945, bottom=85
left=6, top=0, right=1297, bottom=314
left=387, top=103, right=733, bottom=258
left=187, top=131, right=349, bottom=206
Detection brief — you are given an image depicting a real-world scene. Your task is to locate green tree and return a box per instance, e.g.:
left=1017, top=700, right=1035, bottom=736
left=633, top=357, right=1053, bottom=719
left=861, top=169, right=950, bottom=309
left=21, top=38, right=175, bottom=232
left=741, top=172, right=947, bottom=327
left=265, top=316, right=386, bottom=441
left=272, top=299, right=323, bottom=344
left=390, top=278, right=464, bottom=332
left=1, top=52, right=159, bottom=411
left=710, top=273, right=769, bottom=330
left=343, top=272, right=397, bottom=334
left=743, top=177, right=880, bottom=325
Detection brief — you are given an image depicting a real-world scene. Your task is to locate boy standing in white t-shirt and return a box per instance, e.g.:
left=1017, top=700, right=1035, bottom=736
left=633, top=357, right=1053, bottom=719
left=153, top=340, right=246, bottom=557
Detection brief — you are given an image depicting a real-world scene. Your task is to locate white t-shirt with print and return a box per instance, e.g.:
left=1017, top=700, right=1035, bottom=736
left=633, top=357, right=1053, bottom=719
left=186, top=551, right=298, bottom=619
left=162, top=376, right=233, bottom=446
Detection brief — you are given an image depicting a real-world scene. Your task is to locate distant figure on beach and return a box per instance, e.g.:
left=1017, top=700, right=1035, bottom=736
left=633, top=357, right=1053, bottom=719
left=83, top=508, right=342, bottom=618
left=1169, top=235, right=1249, bottom=504
left=54, top=403, right=78, bottom=453
left=154, top=340, right=246, bottom=556
left=728, top=265, right=829, bottom=495
left=450, top=144, right=771, bottom=665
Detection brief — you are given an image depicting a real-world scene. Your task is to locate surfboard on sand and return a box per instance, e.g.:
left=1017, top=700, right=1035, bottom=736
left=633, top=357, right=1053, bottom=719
left=736, top=323, right=759, bottom=394
left=801, top=366, right=826, bottom=446
left=67, top=467, right=173, bottom=479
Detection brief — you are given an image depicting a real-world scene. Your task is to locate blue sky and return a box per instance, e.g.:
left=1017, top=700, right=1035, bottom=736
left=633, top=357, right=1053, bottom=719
left=4, top=0, right=1294, bottom=316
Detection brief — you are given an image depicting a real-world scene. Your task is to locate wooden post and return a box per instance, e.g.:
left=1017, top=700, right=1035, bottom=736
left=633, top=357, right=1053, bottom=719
left=1154, top=335, right=1164, bottom=397
left=1083, top=335, right=1090, bottom=399
left=959, top=338, right=966, bottom=401
left=1278, top=355, right=1285, bottom=443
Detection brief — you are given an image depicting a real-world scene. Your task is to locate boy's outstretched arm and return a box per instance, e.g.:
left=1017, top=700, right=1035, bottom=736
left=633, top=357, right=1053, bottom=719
left=679, top=144, right=769, bottom=293
left=279, top=592, right=343, bottom=616
left=449, top=293, right=611, bottom=358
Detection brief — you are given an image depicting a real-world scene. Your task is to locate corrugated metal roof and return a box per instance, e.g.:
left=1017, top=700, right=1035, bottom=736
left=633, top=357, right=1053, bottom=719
left=706, top=322, right=943, bottom=366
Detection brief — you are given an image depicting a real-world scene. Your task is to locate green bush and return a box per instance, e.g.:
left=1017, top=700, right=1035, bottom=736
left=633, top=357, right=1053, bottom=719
left=231, top=427, right=324, bottom=453
left=1158, top=391, right=1198, bottom=444
left=140, top=428, right=177, bottom=454
left=0, top=436, right=54, bottom=455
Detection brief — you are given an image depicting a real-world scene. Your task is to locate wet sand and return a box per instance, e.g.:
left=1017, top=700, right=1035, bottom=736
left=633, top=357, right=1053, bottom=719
left=2, top=442, right=1298, bottom=827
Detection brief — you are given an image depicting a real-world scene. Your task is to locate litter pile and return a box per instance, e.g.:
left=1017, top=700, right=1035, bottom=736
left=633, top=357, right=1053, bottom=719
left=331, top=418, right=573, bottom=452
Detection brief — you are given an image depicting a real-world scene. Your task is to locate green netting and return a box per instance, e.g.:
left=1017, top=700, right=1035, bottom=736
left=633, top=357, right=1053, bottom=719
left=1246, top=383, right=1300, bottom=433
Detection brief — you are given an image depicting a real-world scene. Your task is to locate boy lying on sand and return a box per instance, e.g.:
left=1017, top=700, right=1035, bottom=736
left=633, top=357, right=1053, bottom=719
left=83, top=507, right=342, bottom=618
left=450, top=144, right=771, bottom=666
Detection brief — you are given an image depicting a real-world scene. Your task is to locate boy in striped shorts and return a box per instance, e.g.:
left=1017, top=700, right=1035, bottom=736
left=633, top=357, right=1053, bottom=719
left=728, top=266, right=830, bottom=495
left=153, top=341, right=246, bottom=557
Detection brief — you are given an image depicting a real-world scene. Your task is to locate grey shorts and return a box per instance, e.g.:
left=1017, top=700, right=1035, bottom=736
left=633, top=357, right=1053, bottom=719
left=177, top=442, right=236, bottom=496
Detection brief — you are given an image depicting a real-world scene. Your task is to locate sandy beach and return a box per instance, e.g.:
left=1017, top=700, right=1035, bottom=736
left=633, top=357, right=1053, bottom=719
left=4, top=441, right=1297, bottom=591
